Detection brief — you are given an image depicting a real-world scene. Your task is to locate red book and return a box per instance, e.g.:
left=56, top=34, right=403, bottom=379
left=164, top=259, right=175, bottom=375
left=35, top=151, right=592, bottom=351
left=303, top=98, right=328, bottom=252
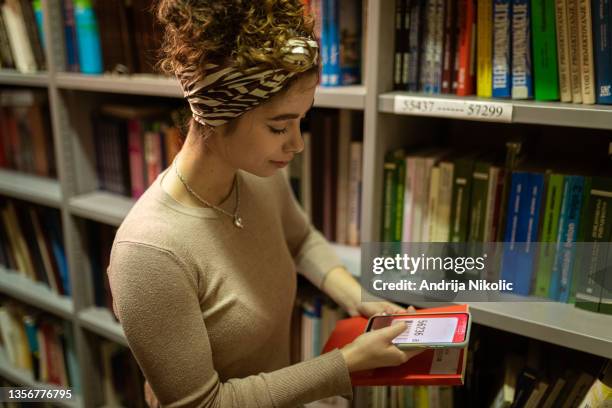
left=456, top=0, right=475, bottom=96
left=322, top=304, right=469, bottom=386
left=128, top=119, right=146, bottom=198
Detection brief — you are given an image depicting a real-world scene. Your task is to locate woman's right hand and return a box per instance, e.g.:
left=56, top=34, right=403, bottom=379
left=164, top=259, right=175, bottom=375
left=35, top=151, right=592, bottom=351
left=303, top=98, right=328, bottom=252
left=340, top=321, right=424, bottom=373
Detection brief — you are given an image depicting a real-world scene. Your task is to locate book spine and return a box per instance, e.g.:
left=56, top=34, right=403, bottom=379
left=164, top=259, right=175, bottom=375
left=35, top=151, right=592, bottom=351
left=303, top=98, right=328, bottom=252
left=410, top=157, right=425, bottom=242
left=493, top=0, right=513, bottom=97
left=519, top=173, right=544, bottom=295
left=577, top=0, right=596, bottom=103
left=567, top=0, right=583, bottom=102
left=408, top=0, right=424, bottom=91
left=426, top=166, right=441, bottom=242
left=532, top=0, right=560, bottom=100
left=592, top=0, right=612, bottom=104
left=320, top=0, right=329, bottom=86
left=432, top=0, right=446, bottom=93
left=441, top=0, right=456, bottom=93
left=1, top=0, right=37, bottom=73
left=402, top=157, right=415, bottom=242
left=347, top=141, right=362, bottom=246
left=338, top=0, right=361, bottom=85
left=555, top=0, right=573, bottom=101
left=550, top=176, right=585, bottom=301
left=382, top=154, right=397, bottom=241
left=128, top=119, right=145, bottom=199
left=420, top=0, right=437, bottom=92
left=569, top=176, right=591, bottom=303
left=449, top=158, right=474, bottom=242
left=511, top=0, right=533, bottom=99
left=401, top=0, right=413, bottom=87
left=501, top=172, right=527, bottom=291
left=477, top=0, right=494, bottom=97
left=73, top=0, right=103, bottom=74
left=483, top=166, right=501, bottom=242
left=575, top=177, right=612, bottom=311
left=457, top=0, right=476, bottom=95
left=436, top=161, right=454, bottom=241
left=394, top=155, right=406, bottom=242
left=534, top=174, right=564, bottom=298
left=394, top=0, right=405, bottom=89
left=327, top=0, right=341, bottom=86
left=468, top=161, right=490, bottom=242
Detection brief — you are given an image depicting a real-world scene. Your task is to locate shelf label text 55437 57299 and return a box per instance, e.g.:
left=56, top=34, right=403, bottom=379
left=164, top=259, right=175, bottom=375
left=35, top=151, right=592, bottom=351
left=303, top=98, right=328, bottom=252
left=393, top=95, right=513, bottom=123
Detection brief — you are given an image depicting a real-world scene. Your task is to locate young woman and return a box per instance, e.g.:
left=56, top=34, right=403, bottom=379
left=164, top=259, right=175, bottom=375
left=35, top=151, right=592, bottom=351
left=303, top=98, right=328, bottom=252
left=107, top=1, right=421, bottom=407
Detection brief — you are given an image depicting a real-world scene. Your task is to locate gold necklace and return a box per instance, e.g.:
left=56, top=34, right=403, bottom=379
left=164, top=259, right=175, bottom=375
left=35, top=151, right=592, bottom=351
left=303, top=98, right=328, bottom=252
left=172, top=158, right=244, bottom=228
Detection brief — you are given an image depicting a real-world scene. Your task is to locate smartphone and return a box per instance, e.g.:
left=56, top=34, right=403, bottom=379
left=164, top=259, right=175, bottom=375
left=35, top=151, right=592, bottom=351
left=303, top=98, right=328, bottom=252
left=365, top=311, right=471, bottom=349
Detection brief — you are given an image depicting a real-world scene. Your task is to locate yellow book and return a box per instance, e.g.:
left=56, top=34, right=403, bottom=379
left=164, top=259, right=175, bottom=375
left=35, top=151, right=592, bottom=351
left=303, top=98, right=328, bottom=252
left=477, top=0, right=493, bottom=97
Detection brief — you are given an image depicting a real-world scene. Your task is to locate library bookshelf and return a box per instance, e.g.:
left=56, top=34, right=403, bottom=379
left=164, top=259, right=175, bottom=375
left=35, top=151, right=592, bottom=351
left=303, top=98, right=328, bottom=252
left=0, top=0, right=610, bottom=406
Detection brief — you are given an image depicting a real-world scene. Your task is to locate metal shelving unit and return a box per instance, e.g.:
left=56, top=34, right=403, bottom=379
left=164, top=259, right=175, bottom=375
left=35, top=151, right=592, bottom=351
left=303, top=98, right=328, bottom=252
left=1, top=0, right=611, bottom=406
left=55, top=72, right=366, bottom=110
left=379, top=91, right=612, bottom=130
left=0, top=268, right=74, bottom=319
left=0, top=169, right=62, bottom=208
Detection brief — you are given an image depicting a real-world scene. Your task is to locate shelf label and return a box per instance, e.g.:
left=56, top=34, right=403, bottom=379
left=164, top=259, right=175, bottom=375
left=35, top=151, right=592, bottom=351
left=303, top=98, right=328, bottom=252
left=393, top=95, right=513, bottom=123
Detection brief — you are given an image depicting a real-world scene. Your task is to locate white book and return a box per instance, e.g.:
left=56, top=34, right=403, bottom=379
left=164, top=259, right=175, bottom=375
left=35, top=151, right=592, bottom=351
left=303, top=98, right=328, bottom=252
left=0, top=307, right=17, bottom=366
left=1, top=0, right=36, bottom=73
left=435, top=161, right=454, bottom=242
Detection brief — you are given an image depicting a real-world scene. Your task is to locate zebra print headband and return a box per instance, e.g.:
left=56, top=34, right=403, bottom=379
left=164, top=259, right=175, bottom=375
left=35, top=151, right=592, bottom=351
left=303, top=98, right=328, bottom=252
left=177, top=37, right=319, bottom=128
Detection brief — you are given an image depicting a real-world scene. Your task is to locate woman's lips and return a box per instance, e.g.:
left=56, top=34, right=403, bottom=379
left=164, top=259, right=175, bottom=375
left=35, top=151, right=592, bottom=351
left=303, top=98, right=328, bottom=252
left=270, top=160, right=289, bottom=168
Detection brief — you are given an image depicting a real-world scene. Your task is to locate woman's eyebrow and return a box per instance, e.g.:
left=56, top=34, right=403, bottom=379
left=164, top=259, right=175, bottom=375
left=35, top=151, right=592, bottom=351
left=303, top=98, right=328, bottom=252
left=268, top=99, right=315, bottom=121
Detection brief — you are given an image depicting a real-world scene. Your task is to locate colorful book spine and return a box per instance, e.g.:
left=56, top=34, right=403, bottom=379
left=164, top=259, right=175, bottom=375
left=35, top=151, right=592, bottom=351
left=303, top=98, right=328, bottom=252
left=577, top=0, right=596, bottom=103
left=592, top=0, right=612, bottom=104
left=382, top=152, right=399, bottom=241
left=320, top=0, right=330, bottom=85
left=420, top=0, right=438, bottom=93
left=441, top=0, right=456, bottom=93
left=501, top=172, right=529, bottom=292
left=338, top=0, right=361, bottom=85
left=518, top=172, right=544, bottom=295
left=457, top=0, right=476, bottom=96
left=555, top=0, right=572, bottom=102
left=531, top=0, right=560, bottom=100
left=493, top=0, right=512, bottom=97
left=534, top=173, right=564, bottom=298
left=128, top=119, right=145, bottom=199
left=511, top=0, right=533, bottom=99
left=326, top=0, right=341, bottom=86
left=407, top=0, right=424, bottom=91
left=63, top=0, right=80, bottom=72
left=477, top=0, right=493, bottom=97
left=32, top=0, right=44, bottom=49
left=401, top=0, right=413, bottom=87
left=402, top=156, right=415, bottom=242
left=432, top=0, right=446, bottom=93
left=550, top=175, right=585, bottom=302
left=73, top=0, right=103, bottom=74
left=567, top=0, right=583, bottom=102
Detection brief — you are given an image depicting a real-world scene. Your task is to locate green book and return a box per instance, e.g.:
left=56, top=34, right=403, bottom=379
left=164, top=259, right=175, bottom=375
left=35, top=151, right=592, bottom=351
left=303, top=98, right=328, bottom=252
left=468, top=160, right=492, bottom=243
left=531, top=0, right=560, bottom=100
left=394, top=153, right=406, bottom=242
left=449, top=156, right=476, bottom=243
left=534, top=173, right=564, bottom=298
left=575, top=177, right=612, bottom=312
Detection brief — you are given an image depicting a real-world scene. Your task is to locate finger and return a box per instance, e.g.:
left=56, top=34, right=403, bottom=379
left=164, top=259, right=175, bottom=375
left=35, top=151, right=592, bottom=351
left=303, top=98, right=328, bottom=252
left=407, top=305, right=416, bottom=313
left=376, top=320, right=408, bottom=340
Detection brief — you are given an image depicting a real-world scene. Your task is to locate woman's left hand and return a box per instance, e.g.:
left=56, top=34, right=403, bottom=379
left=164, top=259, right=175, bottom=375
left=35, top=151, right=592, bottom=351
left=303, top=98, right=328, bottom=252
left=347, top=301, right=416, bottom=318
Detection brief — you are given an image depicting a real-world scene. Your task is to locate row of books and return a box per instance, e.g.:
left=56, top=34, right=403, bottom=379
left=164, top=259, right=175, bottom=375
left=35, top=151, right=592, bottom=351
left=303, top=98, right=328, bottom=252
left=392, top=0, right=612, bottom=105
left=60, top=0, right=161, bottom=75
left=380, top=140, right=612, bottom=313
left=88, top=221, right=116, bottom=318
left=92, top=105, right=183, bottom=198
left=0, top=90, right=56, bottom=178
left=0, top=300, right=80, bottom=392
left=352, top=385, right=454, bottom=408
left=97, top=339, right=146, bottom=408
left=304, top=0, right=364, bottom=86
left=0, top=0, right=45, bottom=73
left=0, top=198, right=70, bottom=297
left=291, top=109, right=363, bottom=246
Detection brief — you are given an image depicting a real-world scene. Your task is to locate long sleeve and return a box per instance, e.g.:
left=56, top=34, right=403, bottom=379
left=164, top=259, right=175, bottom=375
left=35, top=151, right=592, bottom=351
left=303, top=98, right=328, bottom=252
left=276, top=174, right=343, bottom=289
left=108, top=241, right=352, bottom=408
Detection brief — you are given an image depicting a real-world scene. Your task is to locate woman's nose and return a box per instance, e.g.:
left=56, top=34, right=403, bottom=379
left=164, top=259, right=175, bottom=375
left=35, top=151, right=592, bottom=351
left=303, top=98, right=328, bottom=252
left=285, top=127, right=304, bottom=154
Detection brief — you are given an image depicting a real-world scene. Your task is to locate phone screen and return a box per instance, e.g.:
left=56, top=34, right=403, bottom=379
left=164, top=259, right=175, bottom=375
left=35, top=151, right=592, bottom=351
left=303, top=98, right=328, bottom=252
left=368, top=313, right=469, bottom=345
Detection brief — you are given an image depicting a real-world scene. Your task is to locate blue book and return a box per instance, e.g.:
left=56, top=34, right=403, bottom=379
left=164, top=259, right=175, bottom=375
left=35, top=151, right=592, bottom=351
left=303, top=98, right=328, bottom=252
left=320, top=0, right=330, bottom=85
left=593, top=0, right=612, bottom=104
left=501, top=172, right=530, bottom=291
left=326, top=0, right=341, bottom=86
left=73, top=0, right=103, bottom=74
left=511, top=0, right=533, bottom=99
left=44, top=211, right=71, bottom=297
left=493, top=0, right=512, bottom=97
left=513, top=172, right=544, bottom=295
left=63, top=0, right=80, bottom=72
left=549, top=176, right=585, bottom=302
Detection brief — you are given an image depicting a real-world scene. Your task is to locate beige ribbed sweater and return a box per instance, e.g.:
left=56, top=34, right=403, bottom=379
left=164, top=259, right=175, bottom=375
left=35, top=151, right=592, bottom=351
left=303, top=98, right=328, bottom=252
left=107, top=168, right=353, bottom=408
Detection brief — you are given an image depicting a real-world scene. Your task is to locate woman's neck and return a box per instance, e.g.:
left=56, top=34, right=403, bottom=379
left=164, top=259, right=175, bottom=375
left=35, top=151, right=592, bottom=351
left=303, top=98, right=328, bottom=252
left=163, top=147, right=237, bottom=208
